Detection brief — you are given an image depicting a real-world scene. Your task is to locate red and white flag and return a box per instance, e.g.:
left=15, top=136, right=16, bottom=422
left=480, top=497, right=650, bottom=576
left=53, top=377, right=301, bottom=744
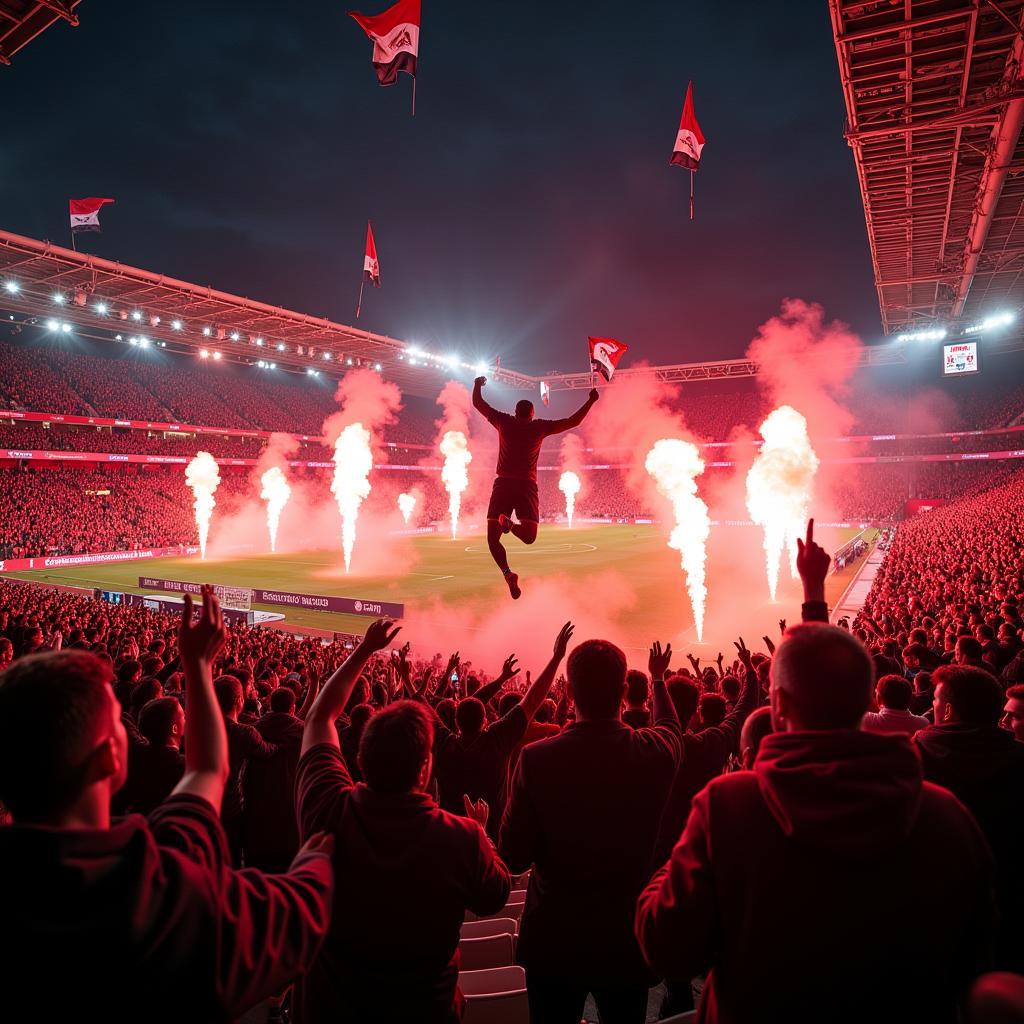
left=363, top=221, right=381, bottom=287
left=69, top=197, right=115, bottom=234
left=539, top=380, right=550, bottom=406
left=670, top=81, right=705, bottom=171
left=588, top=337, right=629, bottom=382
left=349, top=0, right=420, bottom=86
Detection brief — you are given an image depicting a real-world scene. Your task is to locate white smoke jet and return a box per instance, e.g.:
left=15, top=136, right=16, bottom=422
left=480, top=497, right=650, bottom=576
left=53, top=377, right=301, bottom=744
left=559, top=471, right=581, bottom=528
left=397, top=491, right=416, bottom=525
left=645, top=439, right=710, bottom=641
left=440, top=430, right=472, bottom=539
left=185, top=451, right=221, bottom=561
left=259, top=466, right=292, bottom=553
left=331, top=422, right=373, bottom=573
left=745, top=405, right=820, bottom=601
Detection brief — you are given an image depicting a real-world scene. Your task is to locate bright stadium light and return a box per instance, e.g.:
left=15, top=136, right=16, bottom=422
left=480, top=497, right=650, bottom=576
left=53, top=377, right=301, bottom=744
left=346, top=357, right=353, bottom=366
left=212, top=351, right=221, bottom=360
left=4, top=280, right=20, bottom=294
left=277, top=343, right=286, bottom=351
left=199, top=349, right=210, bottom=359
left=230, top=332, right=240, bottom=341
left=374, top=362, right=382, bottom=371
left=131, top=310, right=142, bottom=321
left=128, top=336, right=138, bottom=346
left=895, top=327, right=946, bottom=343
left=445, top=353, right=459, bottom=367
left=255, top=337, right=264, bottom=346
left=171, top=319, right=183, bottom=330
left=323, top=352, right=332, bottom=360
left=202, top=326, right=212, bottom=337
left=94, top=302, right=108, bottom=315
left=269, top=362, right=276, bottom=369
left=257, top=360, right=266, bottom=368
left=475, top=361, right=488, bottom=373
left=139, top=336, right=150, bottom=348
left=46, top=318, right=59, bottom=331
left=60, top=322, right=72, bottom=334
left=52, top=292, right=65, bottom=304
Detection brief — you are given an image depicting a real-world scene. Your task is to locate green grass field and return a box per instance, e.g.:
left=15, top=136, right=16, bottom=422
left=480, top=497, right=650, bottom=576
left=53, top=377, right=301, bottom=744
left=7, top=524, right=873, bottom=651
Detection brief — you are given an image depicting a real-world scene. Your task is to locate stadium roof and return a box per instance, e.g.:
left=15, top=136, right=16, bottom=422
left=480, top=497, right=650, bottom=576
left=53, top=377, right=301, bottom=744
left=0, top=0, right=81, bottom=66
left=830, top=0, right=1024, bottom=335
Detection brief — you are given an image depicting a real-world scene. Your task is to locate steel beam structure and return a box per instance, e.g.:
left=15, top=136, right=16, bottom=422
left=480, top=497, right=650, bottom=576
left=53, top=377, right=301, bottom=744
left=0, top=0, right=80, bottom=65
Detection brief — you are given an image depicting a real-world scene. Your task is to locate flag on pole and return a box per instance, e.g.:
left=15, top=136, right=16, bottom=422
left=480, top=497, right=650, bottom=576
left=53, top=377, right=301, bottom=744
left=349, top=0, right=420, bottom=86
left=670, top=81, right=705, bottom=219
left=69, top=197, right=115, bottom=234
left=539, top=380, right=550, bottom=406
left=363, top=221, right=381, bottom=287
left=588, top=337, right=629, bottom=382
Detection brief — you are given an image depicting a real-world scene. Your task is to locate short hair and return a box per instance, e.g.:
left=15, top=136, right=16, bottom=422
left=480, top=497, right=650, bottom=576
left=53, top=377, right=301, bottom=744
left=436, top=697, right=456, bottom=731
left=138, top=697, right=182, bottom=744
left=625, top=669, right=649, bottom=707
left=741, top=706, right=774, bottom=761
left=902, top=643, right=927, bottom=663
left=667, top=676, right=700, bottom=724
left=214, top=675, right=244, bottom=714
left=498, top=692, right=522, bottom=717
left=771, top=623, right=874, bottom=729
left=1008, top=684, right=1024, bottom=700
left=699, top=693, right=727, bottom=726
left=934, top=665, right=1003, bottom=726
left=515, top=399, right=534, bottom=419
left=877, top=674, right=913, bottom=711
left=117, top=659, right=142, bottom=684
left=914, top=670, right=933, bottom=692
left=568, top=640, right=627, bottom=719
left=348, top=702, right=374, bottom=734
left=536, top=698, right=556, bottom=723
left=129, top=677, right=161, bottom=718
left=456, top=697, right=486, bottom=736
left=720, top=674, right=740, bottom=702
left=359, top=700, right=432, bottom=795
left=956, top=636, right=984, bottom=661
left=141, top=655, right=163, bottom=677
left=269, top=687, right=296, bottom=713
left=0, top=651, right=113, bottom=821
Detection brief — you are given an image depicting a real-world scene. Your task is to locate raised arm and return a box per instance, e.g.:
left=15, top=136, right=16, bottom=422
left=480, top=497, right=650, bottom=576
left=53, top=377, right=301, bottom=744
left=473, top=654, right=520, bottom=706
left=544, top=389, right=599, bottom=435
left=519, top=623, right=574, bottom=723
left=301, top=619, right=400, bottom=756
left=473, top=376, right=500, bottom=426
left=796, top=518, right=832, bottom=623
left=173, top=586, right=230, bottom=812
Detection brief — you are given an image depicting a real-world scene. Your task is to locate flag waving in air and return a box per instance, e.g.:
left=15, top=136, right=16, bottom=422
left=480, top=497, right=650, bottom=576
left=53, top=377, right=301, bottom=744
left=539, top=380, right=550, bottom=406
left=349, top=0, right=420, bottom=87
left=69, top=197, right=115, bottom=234
left=589, top=337, right=629, bottom=382
left=356, top=221, right=380, bottom=319
left=670, top=81, right=705, bottom=219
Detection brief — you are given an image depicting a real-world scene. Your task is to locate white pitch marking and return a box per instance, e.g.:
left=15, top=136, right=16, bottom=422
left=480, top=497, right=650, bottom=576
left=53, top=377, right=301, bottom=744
left=462, top=543, right=597, bottom=556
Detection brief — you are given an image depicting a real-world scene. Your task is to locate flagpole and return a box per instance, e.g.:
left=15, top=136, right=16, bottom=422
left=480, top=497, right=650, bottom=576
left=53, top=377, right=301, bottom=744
left=70, top=230, right=77, bottom=252
left=411, top=75, right=416, bottom=117
left=690, top=170, right=695, bottom=221
left=356, top=277, right=365, bottom=319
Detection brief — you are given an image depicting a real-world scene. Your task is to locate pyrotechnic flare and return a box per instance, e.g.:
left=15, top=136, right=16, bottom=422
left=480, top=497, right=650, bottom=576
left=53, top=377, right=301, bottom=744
left=331, top=423, right=373, bottom=573
left=260, top=466, right=292, bottom=553
left=645, top=439, right=710, bottom=641
left=185, top=451, right=221, bottom=561
left=439, top=430, right=472, bottom=539
left=397, top=491, right=416, bottom=525
left=745, top=405, right=820, bottom=601
left=559, top=471, right=581, bottom=528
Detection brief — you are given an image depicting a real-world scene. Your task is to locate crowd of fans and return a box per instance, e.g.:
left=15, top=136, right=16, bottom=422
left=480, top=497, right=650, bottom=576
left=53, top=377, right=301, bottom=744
left=0, top=499, right=1021, bottom=1020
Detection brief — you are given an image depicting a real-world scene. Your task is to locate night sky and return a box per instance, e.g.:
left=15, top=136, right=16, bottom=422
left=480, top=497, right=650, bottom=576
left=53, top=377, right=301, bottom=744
left=1, top=0, right=878, bottom=375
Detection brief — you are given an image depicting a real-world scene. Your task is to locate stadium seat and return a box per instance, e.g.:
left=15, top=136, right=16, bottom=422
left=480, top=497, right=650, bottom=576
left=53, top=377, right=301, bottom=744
left=458, top=932, right=515, bottom=971
left=461, top=917, right=518, bottom=940
left=459, top=966, right=528, bottom=1024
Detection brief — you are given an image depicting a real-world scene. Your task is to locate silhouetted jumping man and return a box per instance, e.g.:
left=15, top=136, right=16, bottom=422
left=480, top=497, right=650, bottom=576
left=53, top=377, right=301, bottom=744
left=473, top=376, right=599, bottom=599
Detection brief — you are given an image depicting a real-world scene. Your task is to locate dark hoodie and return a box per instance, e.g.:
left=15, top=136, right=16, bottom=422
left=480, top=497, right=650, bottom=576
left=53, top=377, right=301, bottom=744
left=0, top=795, right=332, bottom=1022
left=636, top=730, right=995, bottom=1024
left=916, top=723, right=1024, bottom=969
left=294, top=743, right=511, bottom=1024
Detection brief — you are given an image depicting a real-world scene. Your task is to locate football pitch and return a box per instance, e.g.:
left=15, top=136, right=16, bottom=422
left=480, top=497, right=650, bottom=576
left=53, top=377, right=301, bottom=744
left=7, top=524, right=873, bottom=653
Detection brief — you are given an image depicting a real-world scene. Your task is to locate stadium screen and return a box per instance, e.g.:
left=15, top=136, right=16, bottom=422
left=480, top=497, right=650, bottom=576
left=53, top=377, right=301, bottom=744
left=942, top=341, right=979, bottom=376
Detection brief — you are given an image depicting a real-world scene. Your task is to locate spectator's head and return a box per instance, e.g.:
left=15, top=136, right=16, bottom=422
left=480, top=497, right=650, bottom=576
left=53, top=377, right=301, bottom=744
left=667, top=676, right=700, bottom=726
left=955, top=636, right=984, bottom=666
left=213, top=675, right=244, bottom=720
left=771, top=624, right=874, bottom=731
left=699, top=693, right=727, bottom=728
left=567, top=640, right=627, bottom=720
left=348, top=702, right=374, bottom=737
left=536, top=698, right=557, bottom=724
left=515, top=399, right=535, bottom=421
left=740, top=706, right=775, bottom=769
left=876, top=674, right=913, bottom=712
left=720, top=674, right=740, bottom=704
left=435, top=697, right=456, bottom=731
left=625, top=669, right=649, bottom=710
left=902, top=643, right=927, bottom=669
left=933, top=665, right=1003, bottom=727
left=1002, top=684, right=1024, bottom=742
left=139, top=696, right=185, bottom=749
left=498, top=692, right=522, bottom=717
left=116, top=659, right=142, bottom=687
left=22, top=626, right=44, bottom=653
left=914, top=670, right=933, bottom=695
left=0, top=651, right=128, bottom=825
left=455, top=696, right=486, bottom=738
left=129, top=677, right=161, bottom=720
left=358, top=700, right=433, bottom=795
left=0, top=637, right=13, bottom=670
left=269, top=687, right=296, bottom=714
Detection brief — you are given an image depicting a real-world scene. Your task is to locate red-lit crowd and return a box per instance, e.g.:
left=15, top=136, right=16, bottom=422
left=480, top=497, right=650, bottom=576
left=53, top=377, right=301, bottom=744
left=1, top=479, right=1023, bottom=1022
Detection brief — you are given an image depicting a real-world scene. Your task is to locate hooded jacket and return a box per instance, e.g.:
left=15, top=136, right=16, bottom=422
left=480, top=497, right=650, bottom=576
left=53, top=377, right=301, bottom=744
left=636, top=730, right=995, bottom=1024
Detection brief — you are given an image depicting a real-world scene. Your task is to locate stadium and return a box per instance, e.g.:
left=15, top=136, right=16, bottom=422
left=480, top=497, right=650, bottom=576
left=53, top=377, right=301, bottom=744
left=1, top=3, right=1024, bottom=1024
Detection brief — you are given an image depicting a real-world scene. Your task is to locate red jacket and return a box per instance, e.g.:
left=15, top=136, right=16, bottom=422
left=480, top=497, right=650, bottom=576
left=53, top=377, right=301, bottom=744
left=636, top=729, right=995, bottom=1024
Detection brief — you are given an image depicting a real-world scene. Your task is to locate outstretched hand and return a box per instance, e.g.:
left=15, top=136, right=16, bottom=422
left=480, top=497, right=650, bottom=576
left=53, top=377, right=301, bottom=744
left=796, top=518, right=831, bottom=603
left=361, top=618, right=402, bottom=653
left=179, top=586, right=227, bottom=670
left=553, top=622, right=575, bottom=660
left=733, top=636, right=753, bottom=669
left=648, top=640, right=673, bottom=680
left=463, top=794, right=489, bottom=829
left=501, top=654, right=519, bottom=680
